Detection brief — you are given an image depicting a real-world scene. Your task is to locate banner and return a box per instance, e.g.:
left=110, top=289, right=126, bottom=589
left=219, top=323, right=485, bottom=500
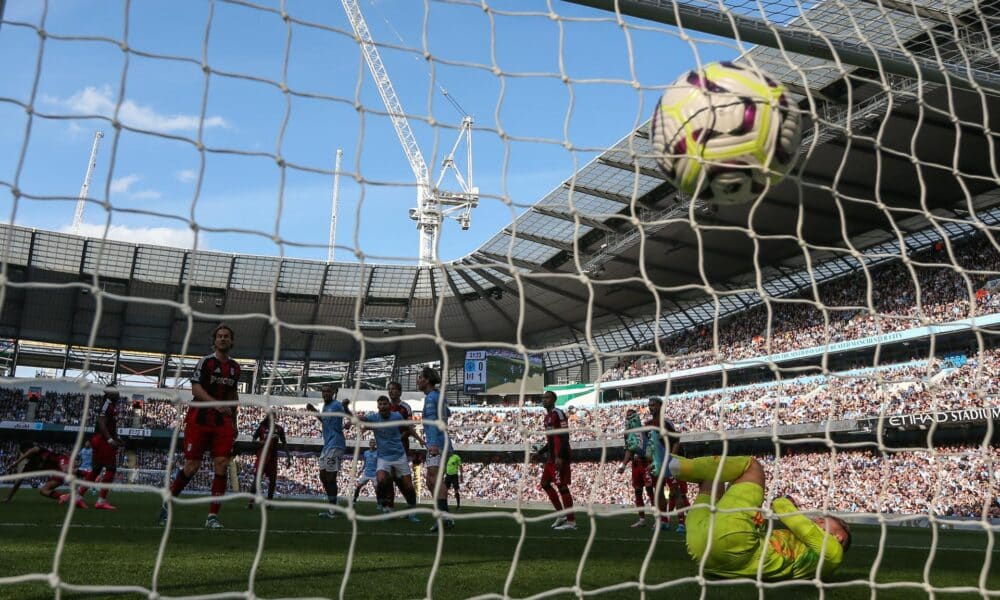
left=27, top=386, right=42, bottom=400
left=869, top=406, right=1000, bottom=429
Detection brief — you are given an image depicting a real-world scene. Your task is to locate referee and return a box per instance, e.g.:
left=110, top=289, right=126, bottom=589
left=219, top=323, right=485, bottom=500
left=444, top=452, right=462, bottom=510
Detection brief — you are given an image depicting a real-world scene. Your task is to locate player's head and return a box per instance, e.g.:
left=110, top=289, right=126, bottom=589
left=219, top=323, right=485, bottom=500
left=626, top=409, right=641, bottom=429
left=387, top=381, right=402, bottom=401
left=368, top=438, right=376, bottom=450
left=376, top=395, right=391, bottom=416
left=104, top=385, right=119, bottom=399
left=321, top=384, right=335, bottom=402
left=416, top=367, right=440, bottom=391
left=541, top=390, right=557, bottom=411
left=814, top=516, right=852, bottom=552
left=212, top=323, right=235, bottom=352
left=647, top=396, right=663, bottom=418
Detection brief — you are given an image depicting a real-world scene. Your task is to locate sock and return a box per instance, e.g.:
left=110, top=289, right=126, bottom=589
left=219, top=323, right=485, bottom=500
left=559, top=490, right=575, bottom=522
left=634, top=489, right=645, bottom=519
left=404, top=487, right=417, bottom=507
left=326, top=479, right=340, bottom=505
left=77, top=468, right=100, bottom=497
left=455, top=492, right=460, bottom=509
left=170, top=470, right=192, bottom=497
left=209, top=474, right=226, bottom=516
left=436, top=498, right=449, bottom=513
left=353, top=487, right=361, bottom=502
left=669, top=455, right=751, bottom=483
left=543, top=486, right=563, bottom=512
left=98, top=471, right=114, bottom=500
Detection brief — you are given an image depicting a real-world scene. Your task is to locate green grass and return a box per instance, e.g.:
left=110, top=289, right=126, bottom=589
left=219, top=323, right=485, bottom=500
left=0, top=493, right=997, bottom=599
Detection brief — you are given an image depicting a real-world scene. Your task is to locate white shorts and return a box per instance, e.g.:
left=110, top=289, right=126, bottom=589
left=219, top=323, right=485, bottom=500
left=376, top=457, right=411, bottom=477
left=356, top=475, right=376, bottom=487
left=319, top=447, right=344, bottom=472
left=425, top=454, right=442, bottom=468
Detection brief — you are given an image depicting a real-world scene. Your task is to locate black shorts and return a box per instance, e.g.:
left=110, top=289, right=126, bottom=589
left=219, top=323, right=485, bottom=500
left=444, top=474, right=460, bottom=488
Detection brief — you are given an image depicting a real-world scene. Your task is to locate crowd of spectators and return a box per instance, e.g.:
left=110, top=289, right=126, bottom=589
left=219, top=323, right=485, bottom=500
left=3, top=438, right=997, bottom=518
left=1, top=349, right=997, bottom=445
left=600, top=235, right=1000, bottom=382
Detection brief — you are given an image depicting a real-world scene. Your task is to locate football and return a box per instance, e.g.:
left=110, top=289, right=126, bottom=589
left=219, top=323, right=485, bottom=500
left=651, top=61, right=801, bottom=205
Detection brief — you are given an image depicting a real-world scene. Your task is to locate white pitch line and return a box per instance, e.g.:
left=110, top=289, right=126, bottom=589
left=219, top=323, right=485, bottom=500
left=0, top=521, right=996, bottom=553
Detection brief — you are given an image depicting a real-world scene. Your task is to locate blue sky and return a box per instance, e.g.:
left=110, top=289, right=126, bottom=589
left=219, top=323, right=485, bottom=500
left=0, top=0, right=739, bottom=264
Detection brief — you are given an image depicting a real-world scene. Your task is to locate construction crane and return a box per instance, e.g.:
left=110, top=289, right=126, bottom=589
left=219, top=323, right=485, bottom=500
left=329, top=148, right=343, bottom=263
left=72, top=130, right=104, bottom=235
left=341, top=0, right=478, bottom=266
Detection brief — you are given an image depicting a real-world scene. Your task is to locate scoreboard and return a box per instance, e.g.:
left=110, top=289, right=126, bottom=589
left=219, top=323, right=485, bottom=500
left=464, top=349, right=544, bottom=395
left=464, top=350, right=488, bottom=392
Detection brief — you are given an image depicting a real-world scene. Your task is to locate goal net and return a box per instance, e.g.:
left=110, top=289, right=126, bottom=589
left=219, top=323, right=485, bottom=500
left=0, top=0, right=998, bottom=598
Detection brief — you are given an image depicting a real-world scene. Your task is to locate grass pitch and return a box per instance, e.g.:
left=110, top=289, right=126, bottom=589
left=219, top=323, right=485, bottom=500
left=0, top=493, right=997, bottom=599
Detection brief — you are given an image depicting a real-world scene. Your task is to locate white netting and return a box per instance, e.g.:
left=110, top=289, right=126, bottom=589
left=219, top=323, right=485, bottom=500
left=1, top=0, right=999, bottom=598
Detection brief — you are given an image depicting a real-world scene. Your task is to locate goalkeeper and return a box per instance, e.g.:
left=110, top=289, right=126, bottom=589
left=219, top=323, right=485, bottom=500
left=656, top=454, right=851, bottom=580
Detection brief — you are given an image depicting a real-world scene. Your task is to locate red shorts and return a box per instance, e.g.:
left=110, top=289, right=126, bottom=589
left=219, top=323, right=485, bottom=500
left=666, top=477, right=688, bottom=500
left=90, top=434, right=118, bottom=467
left=47, top=455, right=71, bottom=486
left=183, top=417, right=237, bottom=460
left=541, top=461, right=571, bottom=487
left=631, top=462, right=653, bottom=489
left=254, top=452, right=278, bottom=478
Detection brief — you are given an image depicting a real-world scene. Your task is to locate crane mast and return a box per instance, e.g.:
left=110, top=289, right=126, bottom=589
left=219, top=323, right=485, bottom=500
left=341, top=0, right=478, bottom=266
left=72, top=130, right=104, bottom=235
left=328, top=148, right=343, bottom=263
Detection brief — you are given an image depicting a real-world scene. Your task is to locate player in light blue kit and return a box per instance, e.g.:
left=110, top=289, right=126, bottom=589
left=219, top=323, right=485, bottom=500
left=359, top=395, right=422, bottom=522
left=306, top=384, right=350, bottom=518
left=352, top=438, right=379, bottom=503
left=419, top=366, right=453, bottom=532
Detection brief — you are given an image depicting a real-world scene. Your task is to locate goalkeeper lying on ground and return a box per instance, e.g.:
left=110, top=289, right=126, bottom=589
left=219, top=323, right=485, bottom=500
left=658, top=454, right=851, bottom=580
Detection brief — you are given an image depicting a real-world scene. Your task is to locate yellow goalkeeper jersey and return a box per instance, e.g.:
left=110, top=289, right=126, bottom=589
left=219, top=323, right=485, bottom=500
left=746, top=497, right=845, bottom=580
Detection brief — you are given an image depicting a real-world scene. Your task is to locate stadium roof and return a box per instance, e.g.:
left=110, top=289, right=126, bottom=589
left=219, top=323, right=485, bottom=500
left=1, top=0, right=997, bottom=368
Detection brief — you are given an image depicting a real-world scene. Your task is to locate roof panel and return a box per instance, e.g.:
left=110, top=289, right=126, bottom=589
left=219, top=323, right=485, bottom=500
left=83, top=239, right=133, bottom=279
left=324, top=263, right=367, bottom=296
left=230, top=256, right=280, bottom=292
left=0, top=227, right=32, bottom=266
left=134, top=246, right=185, bottom=284
left=278, top=261, right=326, bottom=295
left=368, top=265, right=414, bottom=297
left=184, top=252, right=231, bottom=289
left=31, top=232, right=85, bottom=274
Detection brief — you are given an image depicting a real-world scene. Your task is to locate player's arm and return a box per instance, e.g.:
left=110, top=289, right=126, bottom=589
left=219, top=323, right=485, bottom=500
left=2, top=479, right=23, bottom=502
left=553, top=414, right=570, bottom=468
left=772, top=497, right=844, bottom=568
left=279, top=427, right=291, bottom=466
left=2, top=449, right=36, bottom=502
left=96, top=413, right=120, bottom=447
left=618, top=449, right=634, bottom=474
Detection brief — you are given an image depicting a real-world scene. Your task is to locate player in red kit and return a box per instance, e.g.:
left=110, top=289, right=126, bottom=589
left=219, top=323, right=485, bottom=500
left=533, top=390, right=576, bottom=531
left=3, top=441, right=74, bottom=503
left=61, top=386, right=122, bottom=510
left=246, top=413, right=290, bottom=508
left=159, top=323, right=241, bottom=529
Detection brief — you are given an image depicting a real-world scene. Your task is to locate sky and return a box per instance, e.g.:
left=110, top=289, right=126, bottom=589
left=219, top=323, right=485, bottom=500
left=0, top=0, right=742, bottom=265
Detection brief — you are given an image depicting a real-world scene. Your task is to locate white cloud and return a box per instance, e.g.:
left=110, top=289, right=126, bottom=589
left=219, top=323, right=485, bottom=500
left=43, top=86, right=229, bottom=133
left=130, top=189, right=163, bottom=200
left=176, top=169, right=198, bottom=183
left=110, top=174, right=142, bottom=194
left=63, top=223, right=204, bottom=250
